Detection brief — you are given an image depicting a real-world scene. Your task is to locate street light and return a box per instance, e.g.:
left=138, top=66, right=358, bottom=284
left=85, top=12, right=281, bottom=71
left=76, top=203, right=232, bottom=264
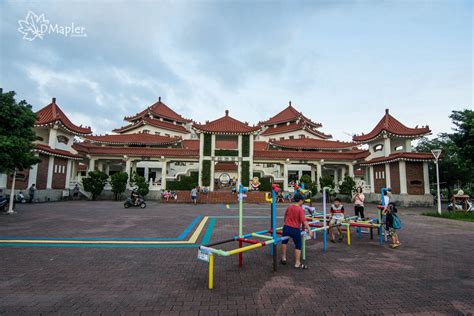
left=431, top=149, right=442, bottom=215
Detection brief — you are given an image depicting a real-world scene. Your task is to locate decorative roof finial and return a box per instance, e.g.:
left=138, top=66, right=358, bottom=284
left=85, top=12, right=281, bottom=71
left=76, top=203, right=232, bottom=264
left=225, top=110, right=229, bottom=116
left=158, top=96, right=161, bottom=102
left=52, top=97, right=56, bottom=104
left=385, top=108, right=389, bottom=114
left=289, top=100, right=292, bottom=106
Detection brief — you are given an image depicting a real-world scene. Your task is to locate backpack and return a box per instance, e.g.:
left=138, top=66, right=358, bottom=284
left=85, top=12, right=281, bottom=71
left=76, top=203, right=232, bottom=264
left=392, top=214, right=402, bottom=229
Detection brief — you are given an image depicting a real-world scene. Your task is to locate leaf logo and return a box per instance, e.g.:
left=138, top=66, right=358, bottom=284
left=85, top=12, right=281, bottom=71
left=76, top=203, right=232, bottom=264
left=17, top=11, right=49, bottom=41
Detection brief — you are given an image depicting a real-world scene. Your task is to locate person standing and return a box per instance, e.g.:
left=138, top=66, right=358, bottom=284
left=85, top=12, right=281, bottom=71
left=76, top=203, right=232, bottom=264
left=72, top=184, right=80, bottom=200
left=383, top=202, right=401, bottom=248
left=191, top=186, right=198, bottom=205
left=280, top=193, right=314, bottom=269
left=352, top=186, right=365, bottom=219
left=28, top=184, right=36, bottom=203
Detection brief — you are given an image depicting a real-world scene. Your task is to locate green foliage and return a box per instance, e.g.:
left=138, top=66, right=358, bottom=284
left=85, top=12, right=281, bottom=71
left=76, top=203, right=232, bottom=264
left=259, top=176, right=272, bottom=191
left=242, top=135, right=250, bottom=157
left=319, top=175, right=335, bottom=192
left=339, top=176, right=356, bottom=195
left=167, top=172, right=199, bottom=190
left=110, top=172, right=128, bottom=200
left=241, top=161, right=250, bottom=186
left=299, top=174, right=317, bottom=195
left=422, top=211, right=474, bottom=222
left=203, top=134, right=212, bottom=156
left=131, top=172, right=149, bottom=197
left=215, top=149, right=238, bottom=156
left=201, top=160, right=211, bottom=186
left=82, top=171, right=109, bottom=200
left=0, top=90, right=41, bottom=173
left=447, top=109, right=474, bottom=166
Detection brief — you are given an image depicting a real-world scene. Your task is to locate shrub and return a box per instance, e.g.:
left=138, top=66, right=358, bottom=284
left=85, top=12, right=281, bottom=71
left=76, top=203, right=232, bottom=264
left=339, top=176, right=356, bottom=196
left=319, top=175, right=334, bottom=192
left=82, top=171, right=109, bottom=200
left=110, top=172, right=128, bottom=200
left=299, top=174, right=318, bottom=195
left=131, top=172, right=149, bottom=197
left=167, top=172, right=199, bottom=190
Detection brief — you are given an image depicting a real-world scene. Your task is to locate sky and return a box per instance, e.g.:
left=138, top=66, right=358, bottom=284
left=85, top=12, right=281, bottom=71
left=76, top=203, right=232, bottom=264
left=0, top=0, right=472, bottom=141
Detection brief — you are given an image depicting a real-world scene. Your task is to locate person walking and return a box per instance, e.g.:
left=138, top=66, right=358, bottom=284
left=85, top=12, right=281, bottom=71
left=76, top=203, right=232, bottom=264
left=191, top=186, right=198, bottom=205
left=28, top=184, right=36, bottom=203
left=352, top=186, right=365, bottom=219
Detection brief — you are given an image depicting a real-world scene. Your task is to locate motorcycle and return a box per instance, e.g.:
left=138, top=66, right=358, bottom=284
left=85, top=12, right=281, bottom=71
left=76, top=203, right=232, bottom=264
left=124, top=196, right=146, bottom=209
left=16, top=192, right=26, bottom=204
left=0, top=196, right=14, bottom=212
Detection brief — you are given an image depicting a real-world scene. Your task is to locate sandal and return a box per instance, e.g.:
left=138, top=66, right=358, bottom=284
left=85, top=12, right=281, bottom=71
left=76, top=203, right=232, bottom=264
left=295, top=264, right=308, bottom=269
left=280, top=259, right=287, bottom=265
left=330, top=239, right=336, bottom=243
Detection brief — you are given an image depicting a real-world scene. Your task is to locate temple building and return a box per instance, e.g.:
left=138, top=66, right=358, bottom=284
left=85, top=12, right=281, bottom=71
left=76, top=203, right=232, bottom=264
left=1, top=97, right=434, bottom=206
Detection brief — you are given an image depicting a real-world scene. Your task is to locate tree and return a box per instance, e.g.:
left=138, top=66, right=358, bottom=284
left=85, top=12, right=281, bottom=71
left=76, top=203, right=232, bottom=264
left=131, top=172, right=149, bottom=197
left=339, top=176, right=356, bottom=196
left=299, top=174, right=318, bottom=195
left=0, top=90, right=41, bottom=212
left=110, top=172, right=128, bottom=200
left=446, top=109, right=474, bottom=167
left=319, top=175, right=335, bottom=192
left=82, top=171, right=108, bottom=200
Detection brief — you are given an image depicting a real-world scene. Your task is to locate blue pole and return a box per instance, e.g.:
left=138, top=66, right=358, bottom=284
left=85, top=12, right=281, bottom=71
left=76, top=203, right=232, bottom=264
left=323, top=189, right=327, bottom=252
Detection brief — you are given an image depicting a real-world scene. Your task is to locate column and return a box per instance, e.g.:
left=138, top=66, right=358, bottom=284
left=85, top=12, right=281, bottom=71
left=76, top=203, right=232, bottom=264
left=238, top=135, right=243, bottom=157
left=316, top=163, right=322, bottom=192
left=48, top=127, right=58, bottom=148
left=283, top=163, right=289, bottom=191
left=334, top=168, right=339, bottom=185
left=310, top=165, right=316, bottom=182
left=405, top=139, right=412, bottom=152
left=341, top=166, right=346, bottom=180
left=298, top=169, right=303, bottom=180
left=211, top=134, right=216, bottom=156
left=46, top=156, right=54, bottom=189
left=210, top=160, right=215, bottom=191
left=384, top=137, right=391, bottom=157
left=88, top=158, right=96, bottom=172
left=97, top=161, right=104, bottom=172
left=385, top=163, right=391, bottom=188
left=125, top=159, right=132, bottom=187
left=369, top=166, right=375, bottom=193
left=105, top=164, right=110, bottom=176
left=423, top=162, right=430, bottom=194
left=399, top=161, right=407, bottom=194
left=144, top=167, right=149, bottom=181
left=348, top=164, right=354, bottom=178
left=27, top=163, right=39, bottom=188
left=65, top=160, right=72, bottom=188
left=161, top=160, right=167, bottom=190
left=198, top=133, right=204, bottom=187
left=70, top=161, right=77, bottom=181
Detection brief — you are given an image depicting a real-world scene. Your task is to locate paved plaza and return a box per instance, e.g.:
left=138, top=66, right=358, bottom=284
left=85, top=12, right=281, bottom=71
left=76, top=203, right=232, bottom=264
left=0, top=200, right=473, bottom=315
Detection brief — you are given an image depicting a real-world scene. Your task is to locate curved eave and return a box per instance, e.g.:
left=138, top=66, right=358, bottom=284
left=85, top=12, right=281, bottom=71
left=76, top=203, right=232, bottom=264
left=268, top=142, right=357, bottom=151
left=360, top=156, right=433, bottom=166
left=192, top=126, right=261, bottom=135
left=34, top=147, right=83, bottom=160
left=353, top=130, right=431, bottom=143
left=82, top=137, right=182, bottom=147
left=34, top=121, right=92, bottom=136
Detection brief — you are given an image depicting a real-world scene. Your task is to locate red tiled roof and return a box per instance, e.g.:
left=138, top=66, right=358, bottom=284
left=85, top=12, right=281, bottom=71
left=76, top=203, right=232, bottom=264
left=82, top=134, right=181, bottom=146
left=261, top=103, right=322, bottom=128
left=253, top=141, right=269, bottom=151
left=354, top=168, right=365, bottom=176
left=360, top=152, right=434, bottom=166
left=215, top=162, right=238, bottom=171
left=215, top=139, right=238, bottom=149
left=181, top=139, right=200, bottom=150
left=260, top=121, right=332, bottom=139
left=35, top=98, right=92, bottom=135
left=73, top=142, right=198, bottom=158
left=353, top=109, right=431, bottom=142
left=254, top=149, right=369, bottom=161
left=124, top=97, right=192, bottom=123
left=34, top=143, right=83, bottom=160
left=113, top=117, right=189, bottom=134
left=193, top=110, right=261, bottom=134
left=270, top=138, right=357, bottom=150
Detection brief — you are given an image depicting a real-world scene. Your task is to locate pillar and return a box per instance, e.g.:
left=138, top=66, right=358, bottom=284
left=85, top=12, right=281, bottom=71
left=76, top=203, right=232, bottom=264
left=405, top=139, right=412, bottom=152
left=334, top=168, right=339, bottom=185
left=316, top=163, right=322, bottom=192
left=97, top=161, right=104, bottom=172
left=161, top=160, right=167, bottom=190
left=385, top=163, right=391, bottom=188
left=310, top=165, right=316, bottom=182
left=283, top=163, right=289, bottom=191
left=384, top=137, right=391, bottom=157
left=88, top=158, right=95, bottom=172
left=399, top=161, right=407, bottom=194
left=348, top=164, right=354, bottom=178
left=48, top=127, right=58, bottom=148
left=125, top=159, right=132, bottom=187
left=341, top=166, right=346, bottom=180
left=369, top=166, right=375, bottom=193
left=27, top=163, right=39, bottom=188
left=238, top=135, right=242, bottom=156
left=105, top=164, right=110, bottom=176
left=46, top=156, right=54, bottom=189
left=423, top=162, right=430, bottom=194
left=65, top=160, right=72, bottom=188
left=210, top=160, right=215, bottom=191
left=198, top=133, right=204, bottom=187
left=298, top=169, right=303, bottom=181
left=211, top=134, right=216, bottom=156
left=144, top=167, right=149, bottom=181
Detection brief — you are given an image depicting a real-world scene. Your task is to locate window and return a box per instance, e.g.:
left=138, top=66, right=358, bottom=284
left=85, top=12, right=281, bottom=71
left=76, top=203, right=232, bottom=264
left=373, top=144, right=383, bottom=152
left=394, top=145, right=403, bottom=151
left=155, top=132, right=161, bottom=135
left=280, top=137, right=285, bottom=140
left=410, top=180, right=422, bottom=186
left=165, top=134, right=170, bottom=137
left=289, top=136, right=294, bottom=140
left=57, top=135, right=69, bottom=144
left=299, top=135, right=305, bottom=139
left=143, top=129, right=150, bottom=134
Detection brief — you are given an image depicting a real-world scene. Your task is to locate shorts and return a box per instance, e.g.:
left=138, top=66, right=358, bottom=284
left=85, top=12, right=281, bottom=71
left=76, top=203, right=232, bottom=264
left=281, top=225, right=302, bottom=250
left=330, top=213, right=345, bottom=226
left=191, top=196, right=197, bottom=201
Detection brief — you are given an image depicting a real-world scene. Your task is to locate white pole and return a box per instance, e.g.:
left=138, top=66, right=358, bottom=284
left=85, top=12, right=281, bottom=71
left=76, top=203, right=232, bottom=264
left=7, top=170, right=16, bottom=213
left=435, top=160, right=441, bottom=215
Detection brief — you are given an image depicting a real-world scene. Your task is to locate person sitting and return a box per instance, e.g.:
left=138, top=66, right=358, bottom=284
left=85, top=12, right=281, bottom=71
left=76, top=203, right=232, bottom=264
left=131, top=190, right=140, bottom=205
left=329, top=198, right=345, bottom=243
left=162, top=190, right=171, bottom=201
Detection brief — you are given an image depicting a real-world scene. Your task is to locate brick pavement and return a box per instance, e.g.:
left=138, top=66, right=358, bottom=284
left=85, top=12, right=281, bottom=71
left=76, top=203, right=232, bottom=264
left=0, top=201, right=473, bottom=315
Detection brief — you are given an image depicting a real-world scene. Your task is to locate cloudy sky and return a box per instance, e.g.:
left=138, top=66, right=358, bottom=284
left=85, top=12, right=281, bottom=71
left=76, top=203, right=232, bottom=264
left=1, top=0, right=472, bottom=141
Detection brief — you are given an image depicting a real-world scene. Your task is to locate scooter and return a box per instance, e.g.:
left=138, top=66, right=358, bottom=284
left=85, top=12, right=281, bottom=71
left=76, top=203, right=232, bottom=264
left=16, top=192, right=26, bottom=204
left=124, top=196, right=146, bottom=209
left=0, top=196, right=14, bottom=212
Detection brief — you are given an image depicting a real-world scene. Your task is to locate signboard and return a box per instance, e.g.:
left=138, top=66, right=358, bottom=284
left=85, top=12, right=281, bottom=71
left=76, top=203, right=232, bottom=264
left=219, top=173, right=231, bottom=184
left=197, top=250, right=210, bottom=262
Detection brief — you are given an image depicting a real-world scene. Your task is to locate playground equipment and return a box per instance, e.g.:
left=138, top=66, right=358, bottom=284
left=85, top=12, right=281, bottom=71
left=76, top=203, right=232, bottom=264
left=198, top=184, right=321, bottom=289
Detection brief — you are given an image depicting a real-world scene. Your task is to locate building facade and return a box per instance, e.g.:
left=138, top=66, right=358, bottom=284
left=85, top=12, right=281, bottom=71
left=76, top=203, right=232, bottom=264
left=1, top=97, right=434, bottom=206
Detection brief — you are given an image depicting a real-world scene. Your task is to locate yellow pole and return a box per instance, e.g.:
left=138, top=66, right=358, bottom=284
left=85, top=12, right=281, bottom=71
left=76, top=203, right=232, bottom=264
left=346, top=224, right=351, bottom=246
left=209, top=254, right=214, bottom=289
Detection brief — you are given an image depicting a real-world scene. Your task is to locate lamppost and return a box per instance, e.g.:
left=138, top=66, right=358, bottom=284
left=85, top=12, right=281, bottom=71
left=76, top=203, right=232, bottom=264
left=431, top=149, right=442, bottom=215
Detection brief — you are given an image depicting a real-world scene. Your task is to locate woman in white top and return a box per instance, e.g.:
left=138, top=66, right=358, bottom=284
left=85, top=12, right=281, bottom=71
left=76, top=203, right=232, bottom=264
left=352, top=186, right=365, bottom=219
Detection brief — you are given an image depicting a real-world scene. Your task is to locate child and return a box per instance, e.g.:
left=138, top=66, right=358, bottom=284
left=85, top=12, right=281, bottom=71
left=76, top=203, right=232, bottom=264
left=281, top=193, right=314, bottom=269
left=329, top=198, right=345, bottom=243
left=383, top=202, right=401, bottom=248
left=191, top=187, right=198, bottom=205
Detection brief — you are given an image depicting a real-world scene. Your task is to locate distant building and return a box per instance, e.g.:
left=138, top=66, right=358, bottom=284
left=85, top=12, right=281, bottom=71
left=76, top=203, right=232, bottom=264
left=1, top=98, right=434, bottom=205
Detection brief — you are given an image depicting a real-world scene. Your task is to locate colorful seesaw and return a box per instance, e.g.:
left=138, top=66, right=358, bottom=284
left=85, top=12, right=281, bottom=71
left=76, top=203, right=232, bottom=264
left=197, top=184, right=322, bottom=289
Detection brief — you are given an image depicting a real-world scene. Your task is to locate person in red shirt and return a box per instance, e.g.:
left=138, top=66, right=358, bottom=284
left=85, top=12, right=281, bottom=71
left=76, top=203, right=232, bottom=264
left=281, top=193, right=313, bottom=269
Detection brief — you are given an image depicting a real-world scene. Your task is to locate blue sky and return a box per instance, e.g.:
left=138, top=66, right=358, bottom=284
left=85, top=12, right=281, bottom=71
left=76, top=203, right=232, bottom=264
left=1, top=0, right=472, bottom=141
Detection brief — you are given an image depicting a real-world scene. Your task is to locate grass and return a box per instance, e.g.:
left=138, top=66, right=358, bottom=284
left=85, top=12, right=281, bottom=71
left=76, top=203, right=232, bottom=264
left=422, top=211, right=474, bottom=222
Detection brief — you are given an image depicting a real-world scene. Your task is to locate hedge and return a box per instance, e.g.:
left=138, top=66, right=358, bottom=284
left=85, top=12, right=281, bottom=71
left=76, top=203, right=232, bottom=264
left=166, top=172, right=199, bottom=190
left=201, top=160, right=211, bottom=186
left=203, top=134, right=212, bottom=156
